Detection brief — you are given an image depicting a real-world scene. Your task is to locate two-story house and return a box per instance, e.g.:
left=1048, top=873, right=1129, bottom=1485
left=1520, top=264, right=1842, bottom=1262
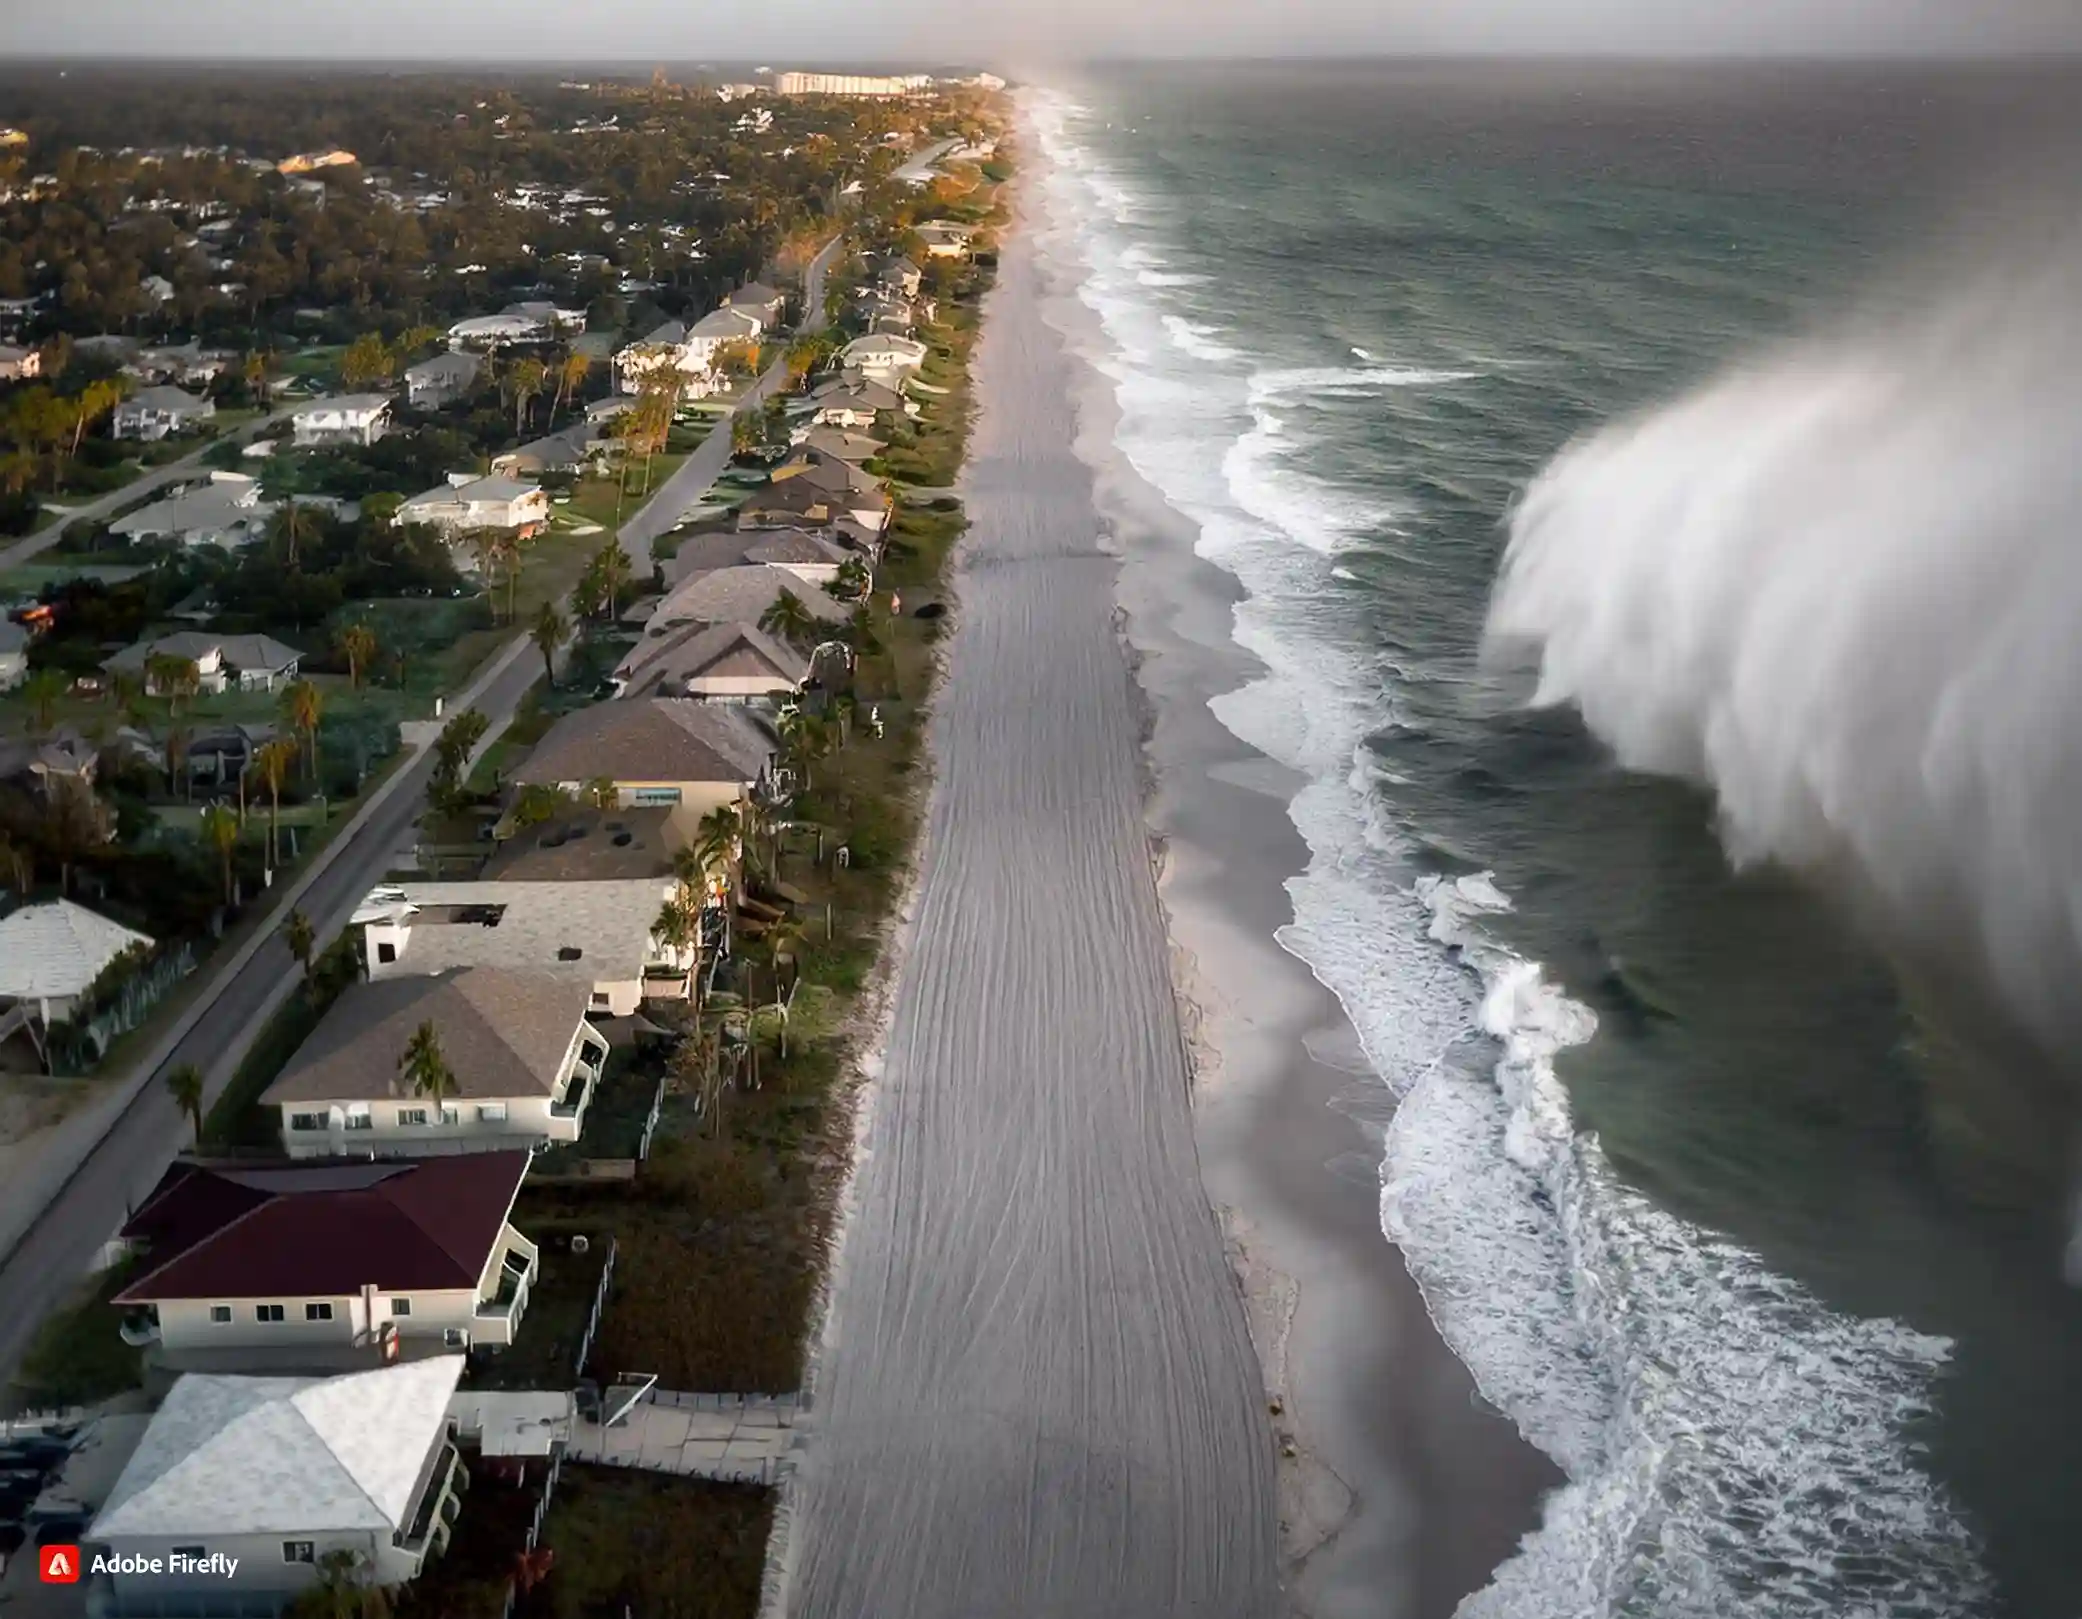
left=611, top=620, right=809, bottom=704
left=512, top=697, right=776, bottom=825
left=355, top=878, right=697, bottom=1013
left=291, top=394, right=393, bottom=447
left=85, top=1357, right=469, bottom=1617
left=112, top=385, right=217, bottom=442
left=682, top=305, right=764, bottom=369
left=262, top=968, right=608, bottom=1158
left=838, top=333, right=928, bottom=389
left=720, top=280, right=786, bottom=328
left=112, top=1153, right=539, bottom=1374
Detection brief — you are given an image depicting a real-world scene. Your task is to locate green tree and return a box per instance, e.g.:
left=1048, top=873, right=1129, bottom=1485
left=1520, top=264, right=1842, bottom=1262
left=337, top=622, right=378, bottom=690
left=759, top=589, right=818, bottom=648
left=531, top=600, right=567, bottom=690
left=20, top=669, right=64, bottom=732
left=509, top=356, right=547, bottom=434
left=165, top=1063, right=206, bottom=1145
left=592, top=539, right=630, bottom=620
left=399, top=1019, right=455, bottom=1111
left=281, top=679, right=323, bottom=779
left=255, top=736, right=298, bottom=866
left=339, top=332, right=396, bottom=389
left=581, top=775, right=618, bottom=810
left=285, top=907, right=317, bottom=983
left=203, top=803, right=241, bottom=908
left=551, top=349, right=591, bottom=424
left=652, top=894, right=700, bottom=970
left=511, top=782, right=568, bottom=829
left=145, top=653, right=201, bottom=716
left=42, top=775, right=110, bottom=894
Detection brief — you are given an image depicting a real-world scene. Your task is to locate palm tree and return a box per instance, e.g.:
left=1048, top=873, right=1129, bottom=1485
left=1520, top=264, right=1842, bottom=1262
left=399, top=1020, right=456, bottom=1110
left=581, top=775, right=618, bottom=811
left=551, top=350, right=590, bottom=424
left=255, top=735, right=298, bottom=865
left=592, top=540, right=630, bottom=620
left=285, top=907, right=317, bottom=982
left=43, top=775, right=110, bottom=894
left=467, top=528, right=504, bottom=614
left=759, top=590, right=818, bottom=648
left=511, top=783, right=570, bottom=829
left=280, top=679, right=323, bottom=779
left=337, top=622, right=378, bottom=690
left=20, top=669, right=64, bottom=732
left=531, top=600, right=568, bottom=690
left=694, top=804, right=741, bottom=886
left=509, top=356, right=548, bottom=434
left=498, top=529, right=528, bottom=626
left=166, top=1063, right=206, bottom=1145
left=243, top=349, right=273, bottom=407
left=145, top=653, right=200, bottom=716
left=203, top=803, right=240, bottom=908
left=271, top=500, right=310, bottom=570
left=832, top=555, right=872, bottom=601
left=653, top=895, right=700, bottom=972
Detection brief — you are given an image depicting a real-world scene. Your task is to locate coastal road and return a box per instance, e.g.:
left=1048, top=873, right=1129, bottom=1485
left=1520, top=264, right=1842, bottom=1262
left=786, top=220, right=1280, bottom=1612
left=0, top=405, right=297, bottom=574
left=0, top=640, right=543, bottom=1393
left=615, top=235, right=846, bottom=573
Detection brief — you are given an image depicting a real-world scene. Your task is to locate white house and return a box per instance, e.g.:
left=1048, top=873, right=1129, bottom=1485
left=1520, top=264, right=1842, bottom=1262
left=914, top=220, right=976, bottom=259
left=0, top=619, right=28, bottom=690
left=292, top=394, right=392, bottom=447
left=112, top=1153, right=539, bottom=1370
left=0, top=899, right=152, bottom=1025
left=446, top=313, right=545, bottom=350
left=104, top=631, right=304, bottom=694
left=112, top=385, right=216, bottom=442
left=356, top=879, right=697, bottom=1014
left=403, top=350, right=483, bottom=408
left=721, top=281, right=786, bottom=327
left=683, top=305, right=765, bottom=368
left=611, top=319, right=728, bottom=400
left=263, top=969, right=609, bottom=1159
left=85, top=1358, right=469, bottom=1616
left=838, top=333, right=927, bottom=387
left=395, top=475, right=549, bottom=540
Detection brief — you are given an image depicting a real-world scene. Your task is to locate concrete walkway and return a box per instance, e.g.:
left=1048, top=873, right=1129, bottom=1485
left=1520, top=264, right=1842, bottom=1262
left=567, top=1390, right=800, bottom=1486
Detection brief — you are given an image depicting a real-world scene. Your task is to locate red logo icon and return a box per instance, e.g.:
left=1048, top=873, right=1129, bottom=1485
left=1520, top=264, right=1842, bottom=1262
left=39, top=1545, right=81, bottom=1583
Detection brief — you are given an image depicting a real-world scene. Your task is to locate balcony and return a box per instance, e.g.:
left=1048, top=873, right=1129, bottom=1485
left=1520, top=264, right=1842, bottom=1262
left=550, top=1061, right=595, bottom=1123
left=472, top=1230, right=538, bottom=1346
left=396, top=1442, right=467, bottom=1564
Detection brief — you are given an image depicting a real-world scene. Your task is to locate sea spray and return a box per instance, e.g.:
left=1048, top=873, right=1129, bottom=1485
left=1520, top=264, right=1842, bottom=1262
left=1487, top=220, right=2082, bottom=1064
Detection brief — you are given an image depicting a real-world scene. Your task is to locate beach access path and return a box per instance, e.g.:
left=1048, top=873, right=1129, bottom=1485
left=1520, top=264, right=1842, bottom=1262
left=784, top=214, right=1280, bottom=1616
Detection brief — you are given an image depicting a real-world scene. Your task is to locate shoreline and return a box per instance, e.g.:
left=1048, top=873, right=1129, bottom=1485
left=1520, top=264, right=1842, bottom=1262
left=1020, top=107, right=1564, bottom=1618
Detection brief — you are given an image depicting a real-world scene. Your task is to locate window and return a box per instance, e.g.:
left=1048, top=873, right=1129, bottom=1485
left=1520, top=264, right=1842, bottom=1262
left=288, top=1111, right=326, bottom=1131
left=305, top=1302, right=334, bottom=1322
left=283, top=1542, right=315, bottom=1565
left=589, top=991, right=611, bottom=1009
left=376, top=941, right=397, bottom=964
left=256, top=1304, right=285, bottom=1323
left=630, top=786, right=682, bottom=806
left=390, top=1298, right=412, bottom=1317
left=343, top=1106, right=372, bottom=1132
left=399, top=1108, right=428, bottom=1126
left=208, top=1304, right=232, bottom=1324
left=440, top=1104, right=460, bottom=1126
left=477, top=1103, right=508, bottom=1123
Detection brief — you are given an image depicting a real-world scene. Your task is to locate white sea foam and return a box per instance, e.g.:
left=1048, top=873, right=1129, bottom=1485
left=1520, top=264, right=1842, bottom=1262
left=1027, top=84, right=1992, bottom=1619
left=1161, top=314, right=1243, bottom=362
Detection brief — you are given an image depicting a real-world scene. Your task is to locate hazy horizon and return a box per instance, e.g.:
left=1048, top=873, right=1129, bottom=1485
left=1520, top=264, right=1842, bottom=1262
left=3, top=0, right=2080, bottom=66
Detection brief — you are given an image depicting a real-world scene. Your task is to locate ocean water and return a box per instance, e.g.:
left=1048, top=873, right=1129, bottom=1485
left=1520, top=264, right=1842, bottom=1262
left=1030, top=62, right=2082, bottom=1619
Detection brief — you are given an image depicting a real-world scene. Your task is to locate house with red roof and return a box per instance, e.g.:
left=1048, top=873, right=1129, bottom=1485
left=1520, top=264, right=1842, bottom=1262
left=112, top=1153, right=537, bottom=1378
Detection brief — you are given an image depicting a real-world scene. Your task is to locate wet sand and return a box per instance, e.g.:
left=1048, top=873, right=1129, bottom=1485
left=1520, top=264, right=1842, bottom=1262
left=785, top=204, right=1281, bottom=1616
left=1023, top=134, right=1566, bottom=1617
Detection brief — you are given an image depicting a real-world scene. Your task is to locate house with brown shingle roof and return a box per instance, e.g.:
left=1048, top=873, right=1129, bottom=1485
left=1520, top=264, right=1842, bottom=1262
left=513, top=698, right=775, bottom=823
left=112, top=1152, right=537, bottom=1375
left=615, top=621, right=810, bottom=703
left=261, top=969, right=609, bottom=1159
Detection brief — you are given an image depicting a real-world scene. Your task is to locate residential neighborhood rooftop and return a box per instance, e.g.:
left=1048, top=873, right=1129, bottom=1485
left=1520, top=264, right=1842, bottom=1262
left=262, top=968, right=596, bottom=1105
left=480, top=805, right=684, bottom=882
left=353, top=878, right=679, bottom=984
left=515, top=697, right=775, bottom=789
left=0, top=898, right=152, bottom=1005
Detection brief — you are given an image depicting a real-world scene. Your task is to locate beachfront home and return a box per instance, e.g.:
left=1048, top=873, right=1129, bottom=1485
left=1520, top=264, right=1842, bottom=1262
left=664, top=526, right=852, bottom=587
left=878, top=254, right=923, bottom=298
left=802, top=374, right=915, bottom=428
left=111, top=385, right=216, bottom=442
left=292, top=394, right=392, bottom=447
left=613, top=620, right=810, bottom=704
left=838, top=333, right=927, bottom=387
left=404, top=350, right=484, bottom=408
left=84, top=1358, right=469, bottom=1616
left=792, top=425, right=886, bottom=464
left=769, top=450, right=891, bottom=531
left=513, top=698, right=775, bottom=821
left=112, top=1153, right=539, bottom=1370
left=914, top=220, right=976, bottom=259
left=0, top=899, right=151, bottom=1026
left=356, top=879, right=696, bottom=1014
left=394, top=475, right=549, bottom=540
left=104, top=631, right=304, bottom=694
left=263, top=969, right=608, bottom=1159
left=640, top=562, right=849, bottom=642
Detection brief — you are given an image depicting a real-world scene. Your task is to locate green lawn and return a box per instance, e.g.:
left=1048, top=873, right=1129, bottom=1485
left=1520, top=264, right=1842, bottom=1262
left=526, top=1469, right=772, bottom=1619
left=6, top=1258, right=143, bottom=1411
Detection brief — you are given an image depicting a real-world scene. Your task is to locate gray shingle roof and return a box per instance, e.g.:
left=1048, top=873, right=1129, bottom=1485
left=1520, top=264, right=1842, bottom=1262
left=262, top=968, right=593, bottom=1105
left=619, top=621, right=809, bottom=696
left=104, top=631, right=303, bottom=674
left=515, top=698, right=775, bottom=788
left=648, top=563, right=848, bottom=631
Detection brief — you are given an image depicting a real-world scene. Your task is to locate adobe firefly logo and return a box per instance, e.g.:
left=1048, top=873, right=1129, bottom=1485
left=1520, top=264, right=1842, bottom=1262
left=39, top=1545, right=81, bottom=1583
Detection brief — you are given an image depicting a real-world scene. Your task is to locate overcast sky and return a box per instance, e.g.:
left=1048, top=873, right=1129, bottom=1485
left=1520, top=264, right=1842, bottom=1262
left=2, top=0, right=2078, bottom=62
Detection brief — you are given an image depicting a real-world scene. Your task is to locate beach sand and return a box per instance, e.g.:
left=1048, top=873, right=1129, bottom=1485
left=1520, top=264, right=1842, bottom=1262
left=784, top=196, right=1280, bottom=1617
left=1021, top=130, right=1566, bottom=1618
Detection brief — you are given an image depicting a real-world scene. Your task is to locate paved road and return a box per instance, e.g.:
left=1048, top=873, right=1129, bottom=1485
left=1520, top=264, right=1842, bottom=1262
left=0, top=641, right=543, bottom=1394
left=0, top=406, right=297, bottom=574
left=785, top=203, right=1278, bottom=1618
left=616, top=235, right=847, bottom=574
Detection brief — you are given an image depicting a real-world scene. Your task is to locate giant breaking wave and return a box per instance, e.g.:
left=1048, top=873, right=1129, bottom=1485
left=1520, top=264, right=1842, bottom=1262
left=1487, top=225, right=2082, bottom=1065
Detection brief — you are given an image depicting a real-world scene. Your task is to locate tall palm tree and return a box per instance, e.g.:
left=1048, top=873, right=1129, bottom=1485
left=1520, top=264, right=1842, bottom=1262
left=337, top=622, right=378, bottom=690
left=285, top=908, right=317, bottom=984
left=202, top=803, right=240, bottom=908
left=166, top=1063, right=206, bottom=1145
left=280, top=679, right=323, bottom=780
left=653, top=895, right=700, bottom=972
left=145, top=653, right=200, bottom=716
left=509, top=356, right=547, bottom=434
left=694, top=804, right=741, bottom=886
left=399, top=1020, right=455, bottom=1110
left=467, top=528, right=503, bottom=615
left=593, top=540, right=630, bottom=620
left=551, top=350, right=590, bottom=425
left=255, top=735, right=298, bottom=865
left=531, top=601, right=568, bottom=690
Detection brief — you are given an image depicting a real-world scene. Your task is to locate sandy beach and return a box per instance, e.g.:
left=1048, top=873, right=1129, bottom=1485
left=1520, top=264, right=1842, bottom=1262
left=784, top=195, right=1280, bottom=1616
left=1021, top=124, right=1565, bottom=1618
